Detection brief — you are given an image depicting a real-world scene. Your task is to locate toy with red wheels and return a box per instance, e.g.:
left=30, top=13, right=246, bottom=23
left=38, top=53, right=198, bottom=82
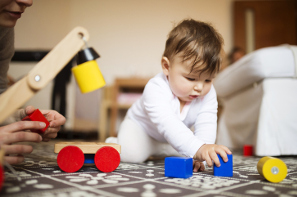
left=54, top=142, right=121, bottom=173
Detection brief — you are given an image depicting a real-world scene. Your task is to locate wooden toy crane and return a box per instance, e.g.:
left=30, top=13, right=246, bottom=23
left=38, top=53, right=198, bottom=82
left=0, top=26, right=105, bottom=124
left=0, top=27, right=120, bottom=177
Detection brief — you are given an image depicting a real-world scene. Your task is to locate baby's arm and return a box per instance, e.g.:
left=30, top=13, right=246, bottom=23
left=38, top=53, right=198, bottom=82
left=194, top=144, right=232, bottom=167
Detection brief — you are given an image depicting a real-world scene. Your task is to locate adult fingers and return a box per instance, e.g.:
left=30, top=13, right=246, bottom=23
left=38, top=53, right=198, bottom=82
left=42, top=128, right=58, bottom=139
left=2, top=131, right=42, bottom=144
left=15, top=106, right=35, bottom=120
left=1, top=121, right=46, bottom=134
left=44, top=111, right=66, bottom=128
left=2, top=144, right=33, bottom=155
left=44, top=126, right=60, bottom=135
left=5, top=155, right=24, bottom=164
left=43, top=132, right=57, bottom=139
left=25, top=106, right=36, bottom=116
left=42, top=138, right=50, bottom=142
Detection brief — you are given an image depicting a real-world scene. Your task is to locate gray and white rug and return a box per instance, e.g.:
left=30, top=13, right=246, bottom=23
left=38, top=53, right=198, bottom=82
left=1, top=141, right=297, bottom=197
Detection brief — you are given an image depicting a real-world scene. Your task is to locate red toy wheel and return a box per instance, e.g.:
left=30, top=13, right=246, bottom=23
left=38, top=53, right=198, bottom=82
left=57, top=146, right=84, bottom=173
left=0, top=165, right=4, bottom=191
left=95, top=146, right=120, bottom=172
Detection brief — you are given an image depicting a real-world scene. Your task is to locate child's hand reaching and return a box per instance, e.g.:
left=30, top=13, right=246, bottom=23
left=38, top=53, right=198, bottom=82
left=193, top=160, right=205, bottom=172
left=194, top=144, right=232, bottom=167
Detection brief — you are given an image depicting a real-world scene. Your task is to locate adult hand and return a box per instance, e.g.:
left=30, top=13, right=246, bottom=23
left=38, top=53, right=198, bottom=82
left=19, top=106, right=66, bottom=142
left=0, top=121, right=44, bottom=164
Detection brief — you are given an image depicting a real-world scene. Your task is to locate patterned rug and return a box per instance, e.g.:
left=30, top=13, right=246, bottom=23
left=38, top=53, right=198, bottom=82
left=0, top=141, right=297, bottom=197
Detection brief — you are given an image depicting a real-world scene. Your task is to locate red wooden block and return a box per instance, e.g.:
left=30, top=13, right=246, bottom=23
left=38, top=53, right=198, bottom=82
left=22, top=109, right=49, bottom=134
left=243, top=145, right=253, bottom=156
left=57, top=146, right=85, bottom=173
left=95, top=146, right=120, bottom=172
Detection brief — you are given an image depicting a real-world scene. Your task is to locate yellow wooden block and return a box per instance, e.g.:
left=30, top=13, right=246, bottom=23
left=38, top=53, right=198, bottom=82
left=257, top=156, right=287, bottom=183
left=54, top=142, right=121, bottom=154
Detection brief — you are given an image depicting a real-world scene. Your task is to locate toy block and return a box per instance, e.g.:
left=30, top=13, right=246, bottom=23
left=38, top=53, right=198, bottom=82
left=54, top=142, right=121, bottom=154
left=243, top=145, right=253, bottom=156
left=213, top=154, right=233, bottom=177
left=165, top=157, right=193, bottom=178
left=22, top=109, right=49, bottom=134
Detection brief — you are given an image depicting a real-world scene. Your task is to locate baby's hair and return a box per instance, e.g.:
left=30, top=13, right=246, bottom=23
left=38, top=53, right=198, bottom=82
left=163, top=19, right=224, bottom=75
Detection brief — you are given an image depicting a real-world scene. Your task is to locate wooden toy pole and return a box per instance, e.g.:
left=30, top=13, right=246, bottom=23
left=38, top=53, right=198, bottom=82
left=0, top=27, right=89, bottom=124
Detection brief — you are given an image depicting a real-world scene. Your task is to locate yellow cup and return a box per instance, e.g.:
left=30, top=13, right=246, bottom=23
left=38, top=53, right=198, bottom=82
left=72, top=60, right=106, bottom=93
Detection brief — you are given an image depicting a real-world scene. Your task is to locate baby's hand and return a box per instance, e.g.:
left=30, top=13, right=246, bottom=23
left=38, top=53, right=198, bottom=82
left=194, top=144, right=232, bottom=167
left=193, top=160, right=205, bottom=172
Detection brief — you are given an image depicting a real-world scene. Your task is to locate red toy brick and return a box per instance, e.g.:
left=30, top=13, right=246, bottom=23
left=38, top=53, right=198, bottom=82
left=57, top=146, right=84, bottom=173
left=22, top=109, right=50, bottom=134
left=94, top=146, right=120, bottom=172
left=243, top=145, right=253, bottom=156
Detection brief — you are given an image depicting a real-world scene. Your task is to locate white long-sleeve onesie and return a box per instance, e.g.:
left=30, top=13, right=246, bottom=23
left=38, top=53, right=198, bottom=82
left=125, top=72, right=218, bottom=159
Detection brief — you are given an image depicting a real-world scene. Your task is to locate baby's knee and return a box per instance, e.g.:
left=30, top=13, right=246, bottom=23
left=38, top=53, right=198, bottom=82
left=119, top=141, right=150, bottom=163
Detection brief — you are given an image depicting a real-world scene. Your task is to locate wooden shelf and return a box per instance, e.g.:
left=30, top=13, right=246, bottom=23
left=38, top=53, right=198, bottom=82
left=109, top=77, right=149, bottom=137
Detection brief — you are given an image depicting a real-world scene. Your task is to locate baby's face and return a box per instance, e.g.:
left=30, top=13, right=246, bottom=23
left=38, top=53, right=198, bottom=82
left=163, top=55, right=215, bottom=104
left=0, top=0, right=32, bottom=27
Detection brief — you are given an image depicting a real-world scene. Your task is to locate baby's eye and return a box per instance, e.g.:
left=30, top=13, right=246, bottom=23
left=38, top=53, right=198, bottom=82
left=205, top=79, right=212, bottom=83
left=186, top=77, right=195, bottom=81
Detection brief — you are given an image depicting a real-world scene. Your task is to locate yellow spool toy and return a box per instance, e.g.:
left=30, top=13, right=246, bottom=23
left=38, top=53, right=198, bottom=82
left=72, top=60, right=106, bottom=93
left=257, top=156, right=287, bottom=183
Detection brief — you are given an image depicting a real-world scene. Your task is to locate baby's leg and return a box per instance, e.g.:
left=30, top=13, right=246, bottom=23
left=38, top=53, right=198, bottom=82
left=117, top=117, right=155, bottom=163
left=151, top=142, right=182, bottom=158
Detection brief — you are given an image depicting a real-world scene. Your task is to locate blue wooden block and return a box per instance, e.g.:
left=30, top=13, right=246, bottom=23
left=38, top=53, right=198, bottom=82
left=165, top=157, right=193, bottom=178
left=213, top=154, right=233, bottom=177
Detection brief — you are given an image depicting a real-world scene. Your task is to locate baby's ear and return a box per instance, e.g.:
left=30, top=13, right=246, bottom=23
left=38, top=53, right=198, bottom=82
left=161, top=57, right=170, bottom=76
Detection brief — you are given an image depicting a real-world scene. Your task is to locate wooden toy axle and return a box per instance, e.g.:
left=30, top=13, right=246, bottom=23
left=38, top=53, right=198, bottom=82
left=54, top=142, right=120, bottom=154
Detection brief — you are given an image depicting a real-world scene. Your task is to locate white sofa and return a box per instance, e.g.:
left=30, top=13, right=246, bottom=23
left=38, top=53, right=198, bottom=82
left=214, top=45, right=297, bottom=156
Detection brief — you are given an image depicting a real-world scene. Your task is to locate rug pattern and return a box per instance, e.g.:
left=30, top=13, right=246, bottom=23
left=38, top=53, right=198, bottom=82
left=0, top=142, right=297, bottom=197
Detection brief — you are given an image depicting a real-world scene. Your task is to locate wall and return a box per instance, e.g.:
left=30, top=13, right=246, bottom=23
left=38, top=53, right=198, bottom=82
left=11, top=0, right=233, bottom=127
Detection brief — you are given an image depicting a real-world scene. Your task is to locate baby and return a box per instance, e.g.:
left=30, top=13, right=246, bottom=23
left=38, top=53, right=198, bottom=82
left=106, top=19, right=231, bottom=172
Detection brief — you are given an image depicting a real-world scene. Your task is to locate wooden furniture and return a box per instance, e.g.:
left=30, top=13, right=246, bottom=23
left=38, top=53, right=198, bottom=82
left=109, top=78, right=150, bottom=137
left=98, top=85, right=113, bottom=142
left=233, top=0, right=297, bottom=53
